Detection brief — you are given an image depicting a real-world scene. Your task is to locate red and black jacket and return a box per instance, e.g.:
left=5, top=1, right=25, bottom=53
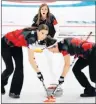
left=4, top=28, right=38, bottom=47
left=58, top=38, right=95, bottom=59
left=32, top=13, right=58, bottom=38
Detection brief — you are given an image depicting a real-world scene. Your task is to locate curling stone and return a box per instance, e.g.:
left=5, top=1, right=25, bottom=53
left=47, top=84, right=63, bottom=97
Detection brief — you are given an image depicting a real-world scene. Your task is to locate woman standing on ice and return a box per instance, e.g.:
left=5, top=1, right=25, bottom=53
left=45, top=36, right=96, bottom=97
left=1, top=24, right=49, bottom=98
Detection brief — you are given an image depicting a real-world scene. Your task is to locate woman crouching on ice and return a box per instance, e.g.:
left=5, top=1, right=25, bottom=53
left=1, top=24, right=49, bottom=98
left=45, top=36, right=96, bottom=97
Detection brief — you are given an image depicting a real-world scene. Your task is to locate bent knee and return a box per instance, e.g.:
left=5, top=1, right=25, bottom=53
left=90, top=76, right=96, bottom=83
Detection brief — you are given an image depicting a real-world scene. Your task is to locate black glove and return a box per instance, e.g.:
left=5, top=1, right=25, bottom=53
left=58, top=76, right=64, bottom=85
left=37, top=72, right=44, bottom=81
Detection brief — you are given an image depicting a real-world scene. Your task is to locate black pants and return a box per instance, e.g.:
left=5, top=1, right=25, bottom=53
left=72, top=45, right=96, bottom=89
left=1, top=37, right=24, bottom=95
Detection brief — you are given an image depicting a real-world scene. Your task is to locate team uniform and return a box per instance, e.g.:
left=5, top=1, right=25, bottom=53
left=32, top=14, right=59, bottom=85
left=58, top=37, right=96, bottom=96
left=32, top=14, right=58, bottom=38
left=1, top=28, right=43, bottom=96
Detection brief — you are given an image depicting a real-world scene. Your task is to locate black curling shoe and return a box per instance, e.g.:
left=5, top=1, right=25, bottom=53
left=9, top=93, right=20, bottom=98
left=80, top=87, right=96, bottom=97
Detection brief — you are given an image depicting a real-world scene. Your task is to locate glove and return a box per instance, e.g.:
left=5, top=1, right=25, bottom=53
left=58, top=76, right=64, bottom=85
left=37, top=72, right=44, bottom=81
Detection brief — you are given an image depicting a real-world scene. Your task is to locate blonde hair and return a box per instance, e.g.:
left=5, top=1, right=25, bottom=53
left=36, top=3, right=51, bottom=25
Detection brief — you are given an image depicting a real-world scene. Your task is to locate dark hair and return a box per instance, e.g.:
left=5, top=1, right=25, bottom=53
left=23, top=24, right=49, bottom=32
left=36, top=3, right=51, bottom=25
left=38, top=24, right=49, bottom=31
